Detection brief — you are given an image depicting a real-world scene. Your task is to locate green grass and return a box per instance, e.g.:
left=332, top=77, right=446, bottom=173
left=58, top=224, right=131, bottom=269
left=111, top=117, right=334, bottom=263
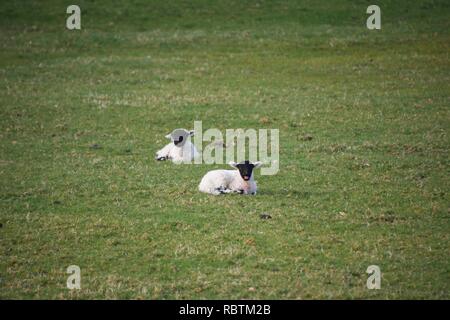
left=0, top=0, right=449, bottom=299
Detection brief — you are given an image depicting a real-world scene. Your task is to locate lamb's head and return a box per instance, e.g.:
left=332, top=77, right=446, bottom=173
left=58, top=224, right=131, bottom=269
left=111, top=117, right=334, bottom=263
left=229, top=160, right=262, bottom=181
left=165, top=129, right=195, bottom=147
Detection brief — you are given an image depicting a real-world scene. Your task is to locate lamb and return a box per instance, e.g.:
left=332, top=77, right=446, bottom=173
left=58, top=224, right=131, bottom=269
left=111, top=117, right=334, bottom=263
left=155, top=128, right=199, bottom=164
left=198, top=160, right=262, bottom=195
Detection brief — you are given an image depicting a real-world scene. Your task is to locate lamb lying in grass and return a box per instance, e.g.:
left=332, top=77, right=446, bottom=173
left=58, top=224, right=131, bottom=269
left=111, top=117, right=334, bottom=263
left=199, top=160, right=262, bottom=195
left=155, top=128, right=199, bottom=164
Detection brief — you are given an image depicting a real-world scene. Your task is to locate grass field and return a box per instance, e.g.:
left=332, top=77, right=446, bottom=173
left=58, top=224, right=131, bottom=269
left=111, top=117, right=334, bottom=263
left=0, top=0, right=449, bottom=299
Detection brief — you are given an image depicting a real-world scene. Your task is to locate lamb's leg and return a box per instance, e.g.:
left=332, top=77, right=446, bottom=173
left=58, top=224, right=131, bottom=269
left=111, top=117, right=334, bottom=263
left=231, top=189, right=256, bottom=195
left=210, top=187, right=226, bottom=195
left=155, top=144, right=172, bottom=161
left=214, top=186, right=234, bottom=194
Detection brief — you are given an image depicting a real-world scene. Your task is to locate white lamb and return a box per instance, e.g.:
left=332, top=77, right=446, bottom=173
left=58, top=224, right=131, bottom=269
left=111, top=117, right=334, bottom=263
left=155, top=128, right=199, bottom=164
left=199, top=160, right=262, bottom=195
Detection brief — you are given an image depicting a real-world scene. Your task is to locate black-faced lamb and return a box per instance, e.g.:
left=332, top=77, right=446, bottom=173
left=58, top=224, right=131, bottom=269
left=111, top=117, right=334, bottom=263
left=198, top=160, right=262, bottom=195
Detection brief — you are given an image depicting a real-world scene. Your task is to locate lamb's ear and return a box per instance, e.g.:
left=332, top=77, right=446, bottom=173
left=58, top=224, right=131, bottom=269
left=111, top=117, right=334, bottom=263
left=189, top=130, right=195, bottom=136
left=229, top=161, right=238, bottom=168
left=253, top=161, right=263, bottom=168
left=165, top=134, right=172, bottom=139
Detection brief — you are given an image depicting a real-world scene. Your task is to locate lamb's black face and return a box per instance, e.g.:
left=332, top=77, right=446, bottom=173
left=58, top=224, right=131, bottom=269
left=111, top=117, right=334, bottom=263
left=236, top=161, right=255, bottom=181
left=173, top=135, right=183, bottom=146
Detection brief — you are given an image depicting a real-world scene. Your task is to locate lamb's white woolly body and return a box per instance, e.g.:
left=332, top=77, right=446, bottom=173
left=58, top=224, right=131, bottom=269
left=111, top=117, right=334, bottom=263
left=199, top=169, right=257, bottom=195
left=156, top=141, right=198, bottom=163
